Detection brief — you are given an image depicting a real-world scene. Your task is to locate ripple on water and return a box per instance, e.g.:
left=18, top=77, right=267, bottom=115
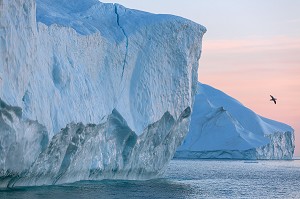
left=1, top=159, right=300, bottom=199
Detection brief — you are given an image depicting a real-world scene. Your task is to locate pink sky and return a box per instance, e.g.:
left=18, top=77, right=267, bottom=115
left=199, top=36, right=300, bottom=155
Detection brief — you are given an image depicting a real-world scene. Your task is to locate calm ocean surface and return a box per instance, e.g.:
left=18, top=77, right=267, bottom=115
left=1, top=159, right=300, bottom=199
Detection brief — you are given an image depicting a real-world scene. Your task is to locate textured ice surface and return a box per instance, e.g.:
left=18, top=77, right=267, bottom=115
left=175, top=83, right=295, bottom=160
left=0, top=0, right=205, bottom=187
left=0, top=99, right=48, bottom=176
left=6, top=108, right=191, bottom=187
left=1, top=0, right=205, bottom=137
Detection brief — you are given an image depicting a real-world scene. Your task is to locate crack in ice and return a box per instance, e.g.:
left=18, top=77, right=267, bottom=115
left=114, top=5, right=128, bottom=78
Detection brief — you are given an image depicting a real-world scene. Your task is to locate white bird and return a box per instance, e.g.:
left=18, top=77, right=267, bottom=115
left=270, top=95, right=277, bottom=104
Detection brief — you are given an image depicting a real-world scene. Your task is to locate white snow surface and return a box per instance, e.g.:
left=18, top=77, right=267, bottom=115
left=175, top=83, right=295, bottom=160
left=0, top=0, right=205, bottom=186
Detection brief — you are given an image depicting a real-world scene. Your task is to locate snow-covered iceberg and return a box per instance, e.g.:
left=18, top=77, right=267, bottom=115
left=175, top=83, right=295, bottom=160
left=0, top=0, right=205, bottom=187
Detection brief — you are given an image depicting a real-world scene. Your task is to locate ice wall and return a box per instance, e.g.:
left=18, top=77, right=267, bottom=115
left=0, top=0, right=205, bottom=187
left=175, top=83, right=295, bottom=160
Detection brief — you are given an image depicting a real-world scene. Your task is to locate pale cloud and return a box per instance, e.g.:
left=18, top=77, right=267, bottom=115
left=203, top=36, right=300, bottom=53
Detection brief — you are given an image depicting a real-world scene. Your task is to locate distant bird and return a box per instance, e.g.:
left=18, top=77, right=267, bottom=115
left=270, top=95, right=277, bottom=104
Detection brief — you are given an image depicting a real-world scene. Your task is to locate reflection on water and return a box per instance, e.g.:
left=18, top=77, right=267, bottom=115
left=1, top=159, right=300, bottom=199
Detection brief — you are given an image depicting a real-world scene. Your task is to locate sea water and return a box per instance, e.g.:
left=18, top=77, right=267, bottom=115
left=1, top=159, right=300, bottom=199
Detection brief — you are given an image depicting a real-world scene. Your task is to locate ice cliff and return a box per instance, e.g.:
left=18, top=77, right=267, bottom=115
left=175, top=83, right=295, bottom=160
left=0, top=0, right=205, bottom=187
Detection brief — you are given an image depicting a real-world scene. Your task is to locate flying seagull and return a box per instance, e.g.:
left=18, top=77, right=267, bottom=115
left=270, top=95, right=277, bottom=104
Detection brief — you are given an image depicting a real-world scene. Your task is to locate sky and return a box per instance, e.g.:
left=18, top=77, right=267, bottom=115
left=102, top=0, right=300, bottom=156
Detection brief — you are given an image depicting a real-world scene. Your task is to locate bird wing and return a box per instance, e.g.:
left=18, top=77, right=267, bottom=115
left=270, top=95, right=277, bottom=104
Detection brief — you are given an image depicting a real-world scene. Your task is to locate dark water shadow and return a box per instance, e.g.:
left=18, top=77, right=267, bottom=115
left=0, top=179, right=195, bottom=199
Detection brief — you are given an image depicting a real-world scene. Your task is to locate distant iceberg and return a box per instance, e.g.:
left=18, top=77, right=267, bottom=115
left=0, top=0, right=205, bottom=187
left=175, top=83, right=295, bottom=160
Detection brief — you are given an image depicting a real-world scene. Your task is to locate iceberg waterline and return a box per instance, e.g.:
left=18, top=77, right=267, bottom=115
left=0, top=0, right=205, bottom=187
left=175, top=83, right=295, bottom=160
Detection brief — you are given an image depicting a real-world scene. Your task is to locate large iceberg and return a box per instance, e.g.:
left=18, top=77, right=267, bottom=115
left=175, top=83, right=295, bottom=160
left=0, top=0, right=205, bottom=187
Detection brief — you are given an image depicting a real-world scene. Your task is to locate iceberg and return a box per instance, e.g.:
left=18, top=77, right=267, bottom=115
left=0, top=0, right=205, bottom=187
left=175, top=83, right=295, bottom=160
